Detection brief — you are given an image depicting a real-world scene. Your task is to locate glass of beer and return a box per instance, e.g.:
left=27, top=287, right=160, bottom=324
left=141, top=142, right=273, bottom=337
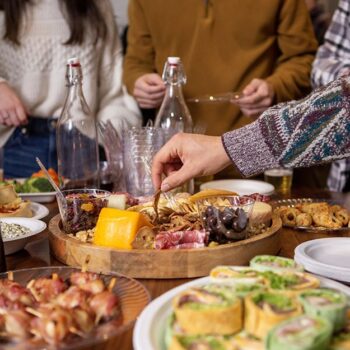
left=264, top=167, right=293, bottom=195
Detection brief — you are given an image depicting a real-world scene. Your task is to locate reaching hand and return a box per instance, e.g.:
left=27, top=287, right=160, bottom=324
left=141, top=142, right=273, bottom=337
left=133, top=73, right=166, bottom=109
left=152, top=133, right=231, bottom=191
left=234, top=78, right=275, bottom=118
left=0, top=83, right=28, bottom=126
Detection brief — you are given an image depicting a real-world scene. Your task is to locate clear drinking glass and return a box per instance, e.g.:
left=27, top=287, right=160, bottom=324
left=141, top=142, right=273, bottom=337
left=264, top=167, right=293, bottom=195
left=122, top=126, right=164, bottom=197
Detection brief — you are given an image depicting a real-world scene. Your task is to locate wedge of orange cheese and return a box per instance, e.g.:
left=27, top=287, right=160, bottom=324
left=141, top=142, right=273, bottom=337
left=93, top=208, right=153, bottom=250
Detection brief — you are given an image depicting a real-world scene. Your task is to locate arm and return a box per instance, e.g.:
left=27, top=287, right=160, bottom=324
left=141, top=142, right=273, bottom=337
left=223, top=74, right=350, bottom=177
left=96, top=0, right=142, bottom=134
left=152, top=74, right=350, bottom=190
left=311, top=0, right=350, bottom=87
left=264, top=0, right=318, bottom=102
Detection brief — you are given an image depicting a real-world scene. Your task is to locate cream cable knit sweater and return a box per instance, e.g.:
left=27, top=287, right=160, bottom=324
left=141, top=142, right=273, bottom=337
left=0, top=0, right=141, bottom=147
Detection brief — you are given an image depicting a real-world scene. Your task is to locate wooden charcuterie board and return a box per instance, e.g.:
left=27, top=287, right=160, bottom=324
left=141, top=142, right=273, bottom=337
left=48, top=214, right=282, bottom=279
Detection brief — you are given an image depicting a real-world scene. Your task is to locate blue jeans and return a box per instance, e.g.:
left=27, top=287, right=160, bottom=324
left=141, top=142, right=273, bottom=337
left=4, top=117, right=57, bottom=178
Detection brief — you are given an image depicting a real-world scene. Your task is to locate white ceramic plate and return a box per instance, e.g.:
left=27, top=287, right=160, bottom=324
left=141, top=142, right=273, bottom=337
left=133, top=273, right=350, bottom=350
left=19, top=192, right=56, bottom=203
left=295, top=238, right=350, bottom=283
left=200, top=179, right=275, bottom=195
left=30, top=202, right=50, bottom=220
left=0, top=217, right=47, bottom=255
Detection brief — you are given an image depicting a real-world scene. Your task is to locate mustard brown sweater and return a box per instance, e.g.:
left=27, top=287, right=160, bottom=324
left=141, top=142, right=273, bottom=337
left=124, top=0, right=318, bottom=136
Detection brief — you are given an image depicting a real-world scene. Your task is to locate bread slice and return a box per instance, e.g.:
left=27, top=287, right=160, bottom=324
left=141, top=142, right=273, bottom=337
left=0, top=184, right=18, bottom=205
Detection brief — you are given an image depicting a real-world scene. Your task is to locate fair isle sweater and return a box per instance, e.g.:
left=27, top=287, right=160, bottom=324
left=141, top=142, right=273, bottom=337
left=0, top=0, right=141, bottom=147
left=222, top=74, right=350, bottom=177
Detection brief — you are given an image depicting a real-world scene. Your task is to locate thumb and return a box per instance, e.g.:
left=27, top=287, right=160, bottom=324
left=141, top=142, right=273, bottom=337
left=243, top=78, right=262, bottom=95
left=145, top=73, right=164, bottom=86
left=160, top=166, right=193, bottom=192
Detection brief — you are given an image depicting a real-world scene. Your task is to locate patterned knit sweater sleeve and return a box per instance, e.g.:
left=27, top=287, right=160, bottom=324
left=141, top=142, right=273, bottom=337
left=222, top=74, right=350, bottom=178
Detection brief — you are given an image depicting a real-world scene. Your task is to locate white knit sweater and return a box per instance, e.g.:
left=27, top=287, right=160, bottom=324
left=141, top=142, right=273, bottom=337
left=0, top=0, right=141, bottom=147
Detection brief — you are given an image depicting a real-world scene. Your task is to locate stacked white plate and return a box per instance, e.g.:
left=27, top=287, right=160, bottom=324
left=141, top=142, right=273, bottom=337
left=294, top=237, right=350, bottom=283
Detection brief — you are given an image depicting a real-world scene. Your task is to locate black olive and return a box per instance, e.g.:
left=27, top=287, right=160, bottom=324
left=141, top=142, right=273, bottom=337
left=232, top=220, right=244, bottom=232
left=224, top=229, right=236, bottom=239
left=205, top=206, right=215, bottom=217
left=220, top=209, right=234, bottom=226
left=208, top=216, right=218, bottom=230
left=236, top=209, right=248, bottom=230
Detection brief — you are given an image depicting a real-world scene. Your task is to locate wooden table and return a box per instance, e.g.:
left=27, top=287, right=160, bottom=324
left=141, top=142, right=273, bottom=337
left=6, top=188, right=350, bottom=349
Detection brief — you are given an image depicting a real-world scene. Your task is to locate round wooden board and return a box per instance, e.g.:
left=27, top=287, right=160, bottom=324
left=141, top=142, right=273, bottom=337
left=49, top=214, right=282, bottom=279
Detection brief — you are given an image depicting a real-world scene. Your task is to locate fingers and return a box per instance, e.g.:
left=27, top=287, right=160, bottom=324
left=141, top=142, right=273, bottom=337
left=144, top=73, right=166, bottom=89
left=161, top=165, right=194, bottom=192
left=236, top=78, right=274, bottom=115
left=152, top=145, right=178, bottom=190
left=16, top=106, right=28, bottom=125
left=242, top=78, right=262, bottom=95
left=0, top=83, right=28, bottom=126
left=134, top=73, right=166, bottom=109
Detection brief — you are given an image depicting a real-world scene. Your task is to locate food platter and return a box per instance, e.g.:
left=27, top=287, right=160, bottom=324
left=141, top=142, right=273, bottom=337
left=133, top=273, right=350, bottom=350
left=0, top=266, right=150, bottom=349
left=48, top=214, right=282, bottom=279
left=273, top=198, right=350, bottom=232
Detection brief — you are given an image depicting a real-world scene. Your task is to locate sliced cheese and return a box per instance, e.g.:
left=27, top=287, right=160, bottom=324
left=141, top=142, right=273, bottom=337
left=93, top=208, right=153, bottom=250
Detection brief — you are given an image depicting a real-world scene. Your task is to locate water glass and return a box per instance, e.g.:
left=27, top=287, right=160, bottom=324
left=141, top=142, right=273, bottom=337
left=264, top=167, right=293, bottom=195
left=122, top=126, right=164, bottom=197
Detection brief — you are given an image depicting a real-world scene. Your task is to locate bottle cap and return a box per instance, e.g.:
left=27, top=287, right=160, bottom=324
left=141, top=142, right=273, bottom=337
left=67, top=57, right=80, bottom=66
left=167, top=57, right=180, bottom=64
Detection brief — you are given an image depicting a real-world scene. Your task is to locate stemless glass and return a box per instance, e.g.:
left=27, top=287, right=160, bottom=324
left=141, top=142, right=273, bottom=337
left=122, top=127, right=164, bottom=197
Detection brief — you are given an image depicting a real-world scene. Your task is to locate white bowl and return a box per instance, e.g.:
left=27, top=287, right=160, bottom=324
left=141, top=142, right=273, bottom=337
left=0, top=217, right=47, bottom=255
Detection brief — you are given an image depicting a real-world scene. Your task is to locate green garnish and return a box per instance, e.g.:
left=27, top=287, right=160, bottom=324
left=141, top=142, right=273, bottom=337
left=262, top=271, right=300, bottom=290
left=252, top=292, right=293, bottom=311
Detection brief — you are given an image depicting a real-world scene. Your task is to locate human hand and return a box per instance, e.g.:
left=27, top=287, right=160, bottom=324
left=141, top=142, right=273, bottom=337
left=234, top=78, right=275, bottom=117
left=152, top=133, right=231, bottom=191
left=133, top=73, right=166, bottom=109
left=0, top=83, right=27, bottom=126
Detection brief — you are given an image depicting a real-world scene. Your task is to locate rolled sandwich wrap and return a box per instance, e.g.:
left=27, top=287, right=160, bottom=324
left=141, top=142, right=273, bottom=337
left=299, top=289, right=347, bottom=332
left=265, top=315, right=332, bottom=350
left=262, top=271, right=319, bottom=296
left=173, top=286, right=242, bottom=335
left=244, top=291, right=303, bottom=339
left=330, top=309, right=350, bottom=350
left=250, top=255, right=304, bottom=273
left=169, top=334, right=235, bottom=350
left=231, top=332, right=264, bottom=350
left=210, top=266, right=266, bottom=286
left=203, top=283, right=266, bottom=299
